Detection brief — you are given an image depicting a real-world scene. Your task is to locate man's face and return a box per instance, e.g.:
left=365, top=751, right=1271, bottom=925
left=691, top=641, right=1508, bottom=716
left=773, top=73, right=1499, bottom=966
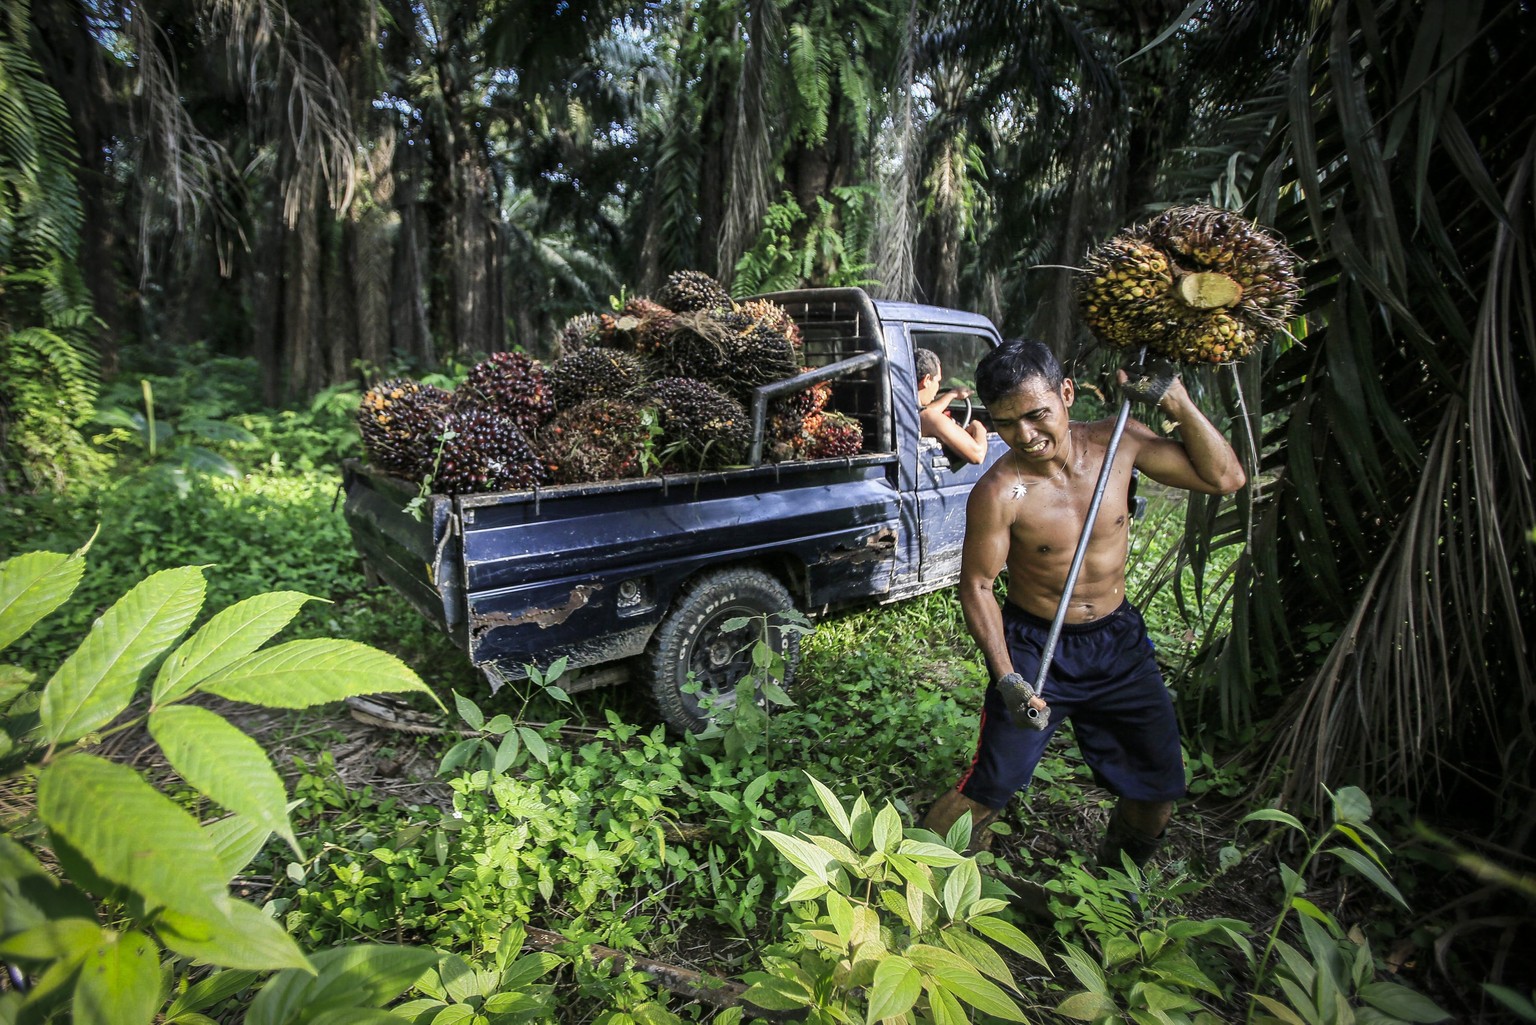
left=985, top=376, right=1075, bottom=464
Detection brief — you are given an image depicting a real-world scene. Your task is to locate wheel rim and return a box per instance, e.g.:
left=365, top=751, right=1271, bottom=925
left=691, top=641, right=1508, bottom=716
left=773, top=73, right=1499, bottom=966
left=682, top=601, right=774, bottom=717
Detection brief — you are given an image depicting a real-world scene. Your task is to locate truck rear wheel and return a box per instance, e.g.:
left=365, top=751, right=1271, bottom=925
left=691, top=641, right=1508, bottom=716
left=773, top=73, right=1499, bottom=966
left=644, top=567, right=801, bottom=733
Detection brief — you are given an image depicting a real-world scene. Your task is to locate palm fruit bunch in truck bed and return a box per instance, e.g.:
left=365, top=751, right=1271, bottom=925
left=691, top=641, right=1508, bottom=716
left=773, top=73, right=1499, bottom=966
left=547, top=348, right=651, bottom=409
left=432, top=408, right=545, bottom=493
left=646, top=376, right=751, bottom=472
left=357, top=378, right=450, bottom=479
left=354, top=270, right=865, bottom=491
left=538, top=398, right=654, bottom=484
left=1076, top=204, right=1300, bottom=364
left=453, top=351, right=555, bottom=434
left=656, top=269, right=732, bottom=312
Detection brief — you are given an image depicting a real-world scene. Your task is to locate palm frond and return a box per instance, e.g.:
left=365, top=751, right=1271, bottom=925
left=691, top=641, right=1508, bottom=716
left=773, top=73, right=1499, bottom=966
left=1210, top=1, right=1536, bottom=825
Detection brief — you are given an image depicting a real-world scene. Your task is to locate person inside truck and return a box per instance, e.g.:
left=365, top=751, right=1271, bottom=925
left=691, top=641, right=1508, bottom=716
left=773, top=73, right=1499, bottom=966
left=922, top=337, right=1245, bottom=874
left=917, top=348, right=989, bottom=464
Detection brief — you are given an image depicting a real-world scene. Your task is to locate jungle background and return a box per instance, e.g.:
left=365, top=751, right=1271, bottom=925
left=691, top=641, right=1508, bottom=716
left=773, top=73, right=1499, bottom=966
left=1, top=0, right=1532, bottom=1022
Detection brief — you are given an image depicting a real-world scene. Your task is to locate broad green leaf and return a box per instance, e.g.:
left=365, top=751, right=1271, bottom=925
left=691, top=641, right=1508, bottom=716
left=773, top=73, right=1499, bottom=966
left=41, top=566, right=207, bottom=745
left=897, top=840, right=968, bottom=867
left=742, top=972, right=812, bottom=1012
left=74, top=929, right=164, bottom=1025
left=150, top=705, right=296, bottom=852
left=0, top=665, right=36, bottom=708
left=1240, top=808, right=1307, bottom=833
left=850, top=795, right=874, bottom=850
left=867, top=956, right=921, bottom=1023
left=37, top=754, right=229, bottom=919
left=804, top=773, right=852, bottom=840
left=247, top=945, right=442, bottom=1025
left=0, top=550, right=84, bottom=652
left=492, top=729, right=521, bottom=774
left=200, top=639, right=434, bottom=708
left=940, top=928, right=1015, bottom=990
left=1253, top=994, right=1310, bottom=1025
left=783, top=876, right=829, bottom=903
left=453, top=691, right=484, bottom=730
left=907, top=878, right=930, bottom=932
left=0, top=917, right=102, bottom=961
left=1056, top=942, right=1109, bottom=995
left=758, top=829, right=835, bottom=882
left=925, top=981, right=967, bottom=1025
left=1057, top=991, right=1120, bottom=1021
left=1329, top=847, right=1408, bottom=909
left=158, top=899, right=310, bottom=972
left=517, top=726, right=549, bottom=766
left=1144, top=952, right=1223, bottom=998
left=873, top=803, right=902, bottom=853
left=426, top=1006, right=477, bottom=1025
left=942, top=858, right=981, bottom=921
left=498, top=951, right=560, bottom=990
left=926, top=964, right=1026, bottom=1021
left=967, top=915, right=1048, bottom=967
left=206, top=811, right=283, bottom=880
left=945, top=810, right=973, bottom=854
left=807, top=833, right=859, bottom=866
left=153, top=592, right=319, bottom=704
left=0, top=835, right=98, bottom=933
left=825, top=889, right=854, bottom=941
left=438, top=738, right=480, bottom=776
left=1483, top=985, right=1536, bottom=1020
left=1291, top=896, right=1333, bottom=924
left=1359, top=982, right=1451, bottom=1022
left=1329, top=785, right=1373, bottom=826
left=165, top=969, right=262, bottom=1019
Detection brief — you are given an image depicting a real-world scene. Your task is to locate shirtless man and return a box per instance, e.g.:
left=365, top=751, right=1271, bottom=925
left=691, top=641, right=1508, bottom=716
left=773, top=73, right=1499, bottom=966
left=922, top=338, right=1246, bottom=868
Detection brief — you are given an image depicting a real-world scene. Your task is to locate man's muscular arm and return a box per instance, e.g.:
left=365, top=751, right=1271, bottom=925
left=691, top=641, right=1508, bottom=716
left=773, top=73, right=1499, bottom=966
left=1119, top=374, right=1246, bottom=495
left=958, top=481, right=1014, bottom=680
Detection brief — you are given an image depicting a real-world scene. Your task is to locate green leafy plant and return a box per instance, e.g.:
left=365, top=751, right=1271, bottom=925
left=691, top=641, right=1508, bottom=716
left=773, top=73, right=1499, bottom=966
left=94, top=377, right=258, bottom=493
left=0, top=539, right=441, bottom=1024
left=1240, top=787, right=1451, bottom=1025
left=689, top=608, right=813, bottom=762
left=1045, top=859, right=1250, bottom=1024
left=393, top=923, right=562, bottom=1023
left=743, top=773, right=1049, bottom=1023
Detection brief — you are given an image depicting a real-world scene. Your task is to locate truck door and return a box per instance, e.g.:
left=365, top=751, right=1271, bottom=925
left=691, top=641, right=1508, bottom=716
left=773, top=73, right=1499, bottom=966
left=906, top=328, right=1010, bottom=584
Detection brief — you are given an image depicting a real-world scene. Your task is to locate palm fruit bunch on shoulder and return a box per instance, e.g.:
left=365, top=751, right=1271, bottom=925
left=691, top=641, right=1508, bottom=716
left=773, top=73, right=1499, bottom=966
left=537, top=398, right=654, bottom=484
left=1076, top=203, right=1300, bottom=364
left=737, top=298, right=803, bottom=350
left=357, top=378, right=450, bottom=481
left=454, top=351, right=555, bottom=434
left=805, top=411, right=864, bottom=460
left=646, top=376, right=751, bottom=472
left=648, top=309, right=735, bottom=381
left=656, top=269, right=732, bottom=313
left=432, top=409, right=545, bottom=494
left=553, top=312, right=603, bottom=358
left=548, top=348, right=650, bottom=411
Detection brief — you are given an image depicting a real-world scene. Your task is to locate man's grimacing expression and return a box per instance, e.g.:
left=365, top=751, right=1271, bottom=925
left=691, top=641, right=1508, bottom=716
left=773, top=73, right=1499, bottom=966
left=984, top=376, right=1076, bottom=467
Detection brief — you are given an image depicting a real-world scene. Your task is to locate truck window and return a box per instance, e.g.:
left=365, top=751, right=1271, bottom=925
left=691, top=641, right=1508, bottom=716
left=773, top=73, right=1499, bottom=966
left=911, top=329, right=996, bottom=402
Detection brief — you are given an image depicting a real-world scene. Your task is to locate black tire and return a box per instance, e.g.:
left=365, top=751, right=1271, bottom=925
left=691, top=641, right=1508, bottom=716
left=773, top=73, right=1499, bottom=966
left=644, top=567, right=801, bottom=733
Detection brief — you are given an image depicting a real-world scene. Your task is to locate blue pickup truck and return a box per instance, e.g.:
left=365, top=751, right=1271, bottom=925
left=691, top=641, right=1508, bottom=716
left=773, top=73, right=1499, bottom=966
left=341, top=287, right=1008, bottom=731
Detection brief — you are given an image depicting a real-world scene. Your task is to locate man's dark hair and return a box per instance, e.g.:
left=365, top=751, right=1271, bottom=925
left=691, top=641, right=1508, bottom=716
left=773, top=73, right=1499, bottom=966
left=914, top=347, right=941, bottom=383
left=975, top=338, right=1064, bottom=404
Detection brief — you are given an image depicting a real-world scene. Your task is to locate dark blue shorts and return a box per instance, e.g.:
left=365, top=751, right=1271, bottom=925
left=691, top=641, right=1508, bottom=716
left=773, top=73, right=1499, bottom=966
left=958, top=600, right=1185, bottom=808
